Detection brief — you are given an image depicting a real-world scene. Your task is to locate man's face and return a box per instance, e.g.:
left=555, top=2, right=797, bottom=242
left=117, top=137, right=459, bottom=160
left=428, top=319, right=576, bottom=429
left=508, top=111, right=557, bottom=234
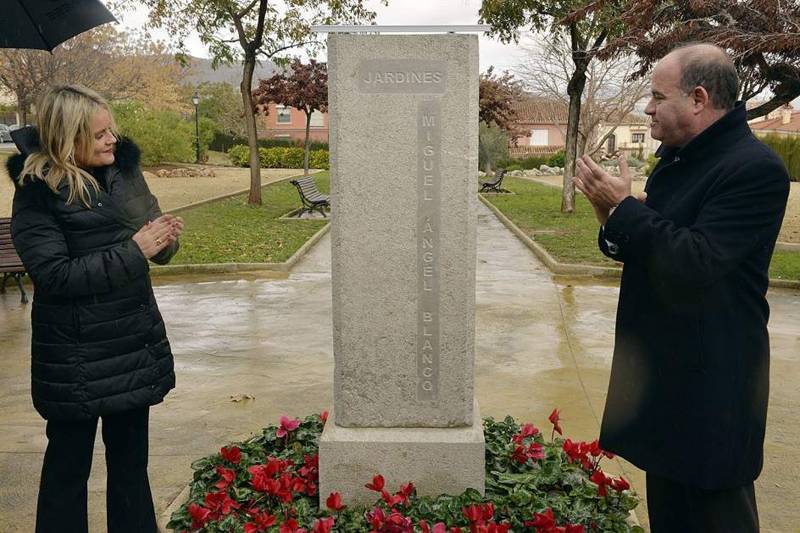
left=644, top=55, right=697, bottom=147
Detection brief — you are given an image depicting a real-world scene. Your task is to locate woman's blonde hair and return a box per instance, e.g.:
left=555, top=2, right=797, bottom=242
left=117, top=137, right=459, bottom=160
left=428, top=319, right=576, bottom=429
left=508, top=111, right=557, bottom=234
left=21, top=85, right=119, bottom=206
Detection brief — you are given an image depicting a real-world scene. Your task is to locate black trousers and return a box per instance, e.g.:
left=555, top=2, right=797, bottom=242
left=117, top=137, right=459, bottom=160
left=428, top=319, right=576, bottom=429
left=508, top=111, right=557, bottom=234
left=35, top=407, right=157, bottom=533
left=646, top=472, right=759, bottom=533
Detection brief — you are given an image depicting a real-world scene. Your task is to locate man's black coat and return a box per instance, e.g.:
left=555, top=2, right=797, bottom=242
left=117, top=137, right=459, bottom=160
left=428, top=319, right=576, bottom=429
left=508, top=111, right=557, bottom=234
left=598, top=103, right=790, bottom=490
left=8, top=127, right=177, bottom=421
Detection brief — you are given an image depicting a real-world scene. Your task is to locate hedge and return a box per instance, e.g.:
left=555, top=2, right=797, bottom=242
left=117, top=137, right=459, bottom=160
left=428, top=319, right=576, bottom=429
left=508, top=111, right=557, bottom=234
left=759, top=135, right=800, bottom=182
left=227, top=144, right=330, bottom=170
left=211, top=132, right=329, bottom=153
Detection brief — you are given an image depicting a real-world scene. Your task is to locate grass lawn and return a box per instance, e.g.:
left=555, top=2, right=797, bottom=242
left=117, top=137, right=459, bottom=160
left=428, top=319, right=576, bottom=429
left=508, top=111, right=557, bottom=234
left=171, top=172, right=329, bottom=265
left=205, top=150, right=233, bottom=166
left=483, top=177, right=620, bottom=268
left=484, top=177, right=800, bottom=282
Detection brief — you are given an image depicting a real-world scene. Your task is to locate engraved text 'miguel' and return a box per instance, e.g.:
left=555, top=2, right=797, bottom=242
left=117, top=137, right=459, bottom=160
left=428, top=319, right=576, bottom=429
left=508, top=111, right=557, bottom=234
left=358, top=60, right=447, bottom=94
left=417, top=101, right=442, bottom=400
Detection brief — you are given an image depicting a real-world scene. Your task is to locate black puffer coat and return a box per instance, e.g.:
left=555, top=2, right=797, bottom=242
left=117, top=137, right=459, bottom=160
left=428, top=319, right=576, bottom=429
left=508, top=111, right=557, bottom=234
left=8, top=127, right=176, bottom=421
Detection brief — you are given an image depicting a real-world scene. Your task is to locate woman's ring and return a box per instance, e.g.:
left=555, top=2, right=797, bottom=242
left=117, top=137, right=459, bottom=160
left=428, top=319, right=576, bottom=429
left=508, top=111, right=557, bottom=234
left=156, top=238, right=163, bottom=245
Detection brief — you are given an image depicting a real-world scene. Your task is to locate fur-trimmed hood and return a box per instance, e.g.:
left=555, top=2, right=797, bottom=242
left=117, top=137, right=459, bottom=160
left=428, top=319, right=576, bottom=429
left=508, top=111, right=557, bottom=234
left=6, top=126, right=142, bottom=188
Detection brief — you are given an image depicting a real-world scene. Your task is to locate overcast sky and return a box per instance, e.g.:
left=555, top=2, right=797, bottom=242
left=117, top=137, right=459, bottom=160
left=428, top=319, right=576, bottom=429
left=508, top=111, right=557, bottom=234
left=121, top=0, right=527, bottom=73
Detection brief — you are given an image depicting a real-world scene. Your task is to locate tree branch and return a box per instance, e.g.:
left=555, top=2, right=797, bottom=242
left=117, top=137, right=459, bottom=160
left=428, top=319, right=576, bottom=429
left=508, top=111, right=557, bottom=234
left=237, top=0, right=261, bottom=19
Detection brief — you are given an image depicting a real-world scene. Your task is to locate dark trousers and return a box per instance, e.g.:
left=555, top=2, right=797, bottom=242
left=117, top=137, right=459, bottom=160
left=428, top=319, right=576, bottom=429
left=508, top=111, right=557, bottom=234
left=35, top=407, right=157, bottom=533
left=646, top=472, right=759, bottom=533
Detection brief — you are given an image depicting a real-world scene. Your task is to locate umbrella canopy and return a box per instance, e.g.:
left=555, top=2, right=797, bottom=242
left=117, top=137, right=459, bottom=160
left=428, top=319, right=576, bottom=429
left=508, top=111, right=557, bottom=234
left=1, top=0, right=117, bottom=52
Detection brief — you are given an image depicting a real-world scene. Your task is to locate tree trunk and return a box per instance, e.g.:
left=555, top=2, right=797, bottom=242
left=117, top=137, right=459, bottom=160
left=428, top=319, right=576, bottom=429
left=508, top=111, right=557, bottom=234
left=304, top=110, right=311, bottom=175
left=16, top=88, right=27, bottom=127
left=241, top=53, right=262, bottom=205
left=561, top=73, right=586, bottom=213
left=577, top=131, right=589, bottom=159
left=479, top=135, right=492, bottom=174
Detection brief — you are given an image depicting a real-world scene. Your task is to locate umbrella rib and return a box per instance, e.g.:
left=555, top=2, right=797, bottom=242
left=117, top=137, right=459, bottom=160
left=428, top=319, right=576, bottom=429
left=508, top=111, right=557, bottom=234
left=17, top=0, right=54, bottom=52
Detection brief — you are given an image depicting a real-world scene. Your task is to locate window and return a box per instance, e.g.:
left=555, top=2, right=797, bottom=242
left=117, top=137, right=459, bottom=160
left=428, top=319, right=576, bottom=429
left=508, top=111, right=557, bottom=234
left=530, top=129, right=549, bottom=146
left=277, top=106, right=292, bottom=124
left=632, top=133, right=645, bottom=143
left=310, top=110, right=325, bottom=127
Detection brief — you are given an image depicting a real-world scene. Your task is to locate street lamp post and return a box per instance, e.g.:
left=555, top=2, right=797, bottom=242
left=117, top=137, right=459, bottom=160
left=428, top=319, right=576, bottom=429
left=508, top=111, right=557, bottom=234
left=192, top=92, right=201, bottom=164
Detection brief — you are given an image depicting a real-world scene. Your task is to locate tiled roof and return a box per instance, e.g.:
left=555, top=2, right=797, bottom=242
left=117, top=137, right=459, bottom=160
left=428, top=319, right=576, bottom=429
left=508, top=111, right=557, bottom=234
left=749, top=111, right=800, bottom=133
left=513, top=98, right=569, bottom=123
left=509, top=145, right=563, bottom=156
left=512, top=97, right=648, bottom=125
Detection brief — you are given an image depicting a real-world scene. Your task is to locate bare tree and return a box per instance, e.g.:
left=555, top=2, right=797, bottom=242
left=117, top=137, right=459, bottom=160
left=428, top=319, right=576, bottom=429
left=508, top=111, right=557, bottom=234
left=514, top=33, right=649, bottom=159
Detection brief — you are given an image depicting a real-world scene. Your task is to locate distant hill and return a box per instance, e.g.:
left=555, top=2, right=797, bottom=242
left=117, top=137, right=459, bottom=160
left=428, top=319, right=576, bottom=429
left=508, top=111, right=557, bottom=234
left=184, top=56, right=279, bottom=87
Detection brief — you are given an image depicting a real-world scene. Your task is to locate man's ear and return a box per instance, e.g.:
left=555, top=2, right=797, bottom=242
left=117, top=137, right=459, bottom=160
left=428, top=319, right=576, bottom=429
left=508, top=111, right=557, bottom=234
left=692, top=86, right=711, bottom=114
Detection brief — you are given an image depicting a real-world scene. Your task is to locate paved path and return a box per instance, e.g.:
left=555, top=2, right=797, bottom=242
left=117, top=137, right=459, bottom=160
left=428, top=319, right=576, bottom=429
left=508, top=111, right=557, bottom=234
left=1, top=203, right=798, bottom=531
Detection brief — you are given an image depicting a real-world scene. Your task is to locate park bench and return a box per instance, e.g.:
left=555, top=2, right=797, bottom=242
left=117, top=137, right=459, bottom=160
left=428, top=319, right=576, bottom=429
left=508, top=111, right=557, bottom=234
left=290, top=176, right=331, bottom=218
left=0, top=218, right=28, bottom=303
left=479, top=169, right=509, bottom=193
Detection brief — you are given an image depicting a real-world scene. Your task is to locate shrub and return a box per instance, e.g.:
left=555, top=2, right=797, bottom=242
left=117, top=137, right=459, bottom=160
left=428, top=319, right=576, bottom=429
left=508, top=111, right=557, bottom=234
left=624, top=156, right=646, bottom=169
left=113, top=101, right=216, bottom=165
left=282, top=148, right=306, bottom=169
left=645, top=154, right=660, bottom=176
left=479, top=123, right=511, bottom=172
left=760, top=134, right=800, bottom=182
left=227, top=145, right=250, bottom=167
left=548, top=150, right=566, bottom=167
left=518, top=155, right=551, bottom=170
left=230, top=145, right=331, bottom=169
left=309, top=150, right=330, bottom=170
left=504, top=164, right=523, bottom=172
left=167, top=411, right=642, bottom=533
left=210, top=132, right=329, bottom=153
left=258, top=147, right=282, bottom=168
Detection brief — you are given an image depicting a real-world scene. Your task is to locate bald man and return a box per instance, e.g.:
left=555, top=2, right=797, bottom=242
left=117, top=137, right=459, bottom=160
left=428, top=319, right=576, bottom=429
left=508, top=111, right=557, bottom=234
left=574, top=43, right=789, bottom=532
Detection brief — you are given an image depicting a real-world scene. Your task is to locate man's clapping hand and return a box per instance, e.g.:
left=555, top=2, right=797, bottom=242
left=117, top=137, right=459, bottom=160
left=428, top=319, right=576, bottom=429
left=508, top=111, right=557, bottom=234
left=574, top=154, right=647, bottom=225
left=132, top=214, right=184, bottom=259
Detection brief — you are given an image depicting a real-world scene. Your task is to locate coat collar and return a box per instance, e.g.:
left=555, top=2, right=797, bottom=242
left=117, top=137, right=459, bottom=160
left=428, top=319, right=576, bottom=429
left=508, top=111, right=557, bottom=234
left=654, top=101, right=750, bottom=163
left=6, top=126, right=141, bottom=188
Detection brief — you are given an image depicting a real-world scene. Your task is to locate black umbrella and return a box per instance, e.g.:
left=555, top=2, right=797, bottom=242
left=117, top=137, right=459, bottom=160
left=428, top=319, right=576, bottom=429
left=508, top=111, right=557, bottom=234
left=1, top=0, right=117, bottom=52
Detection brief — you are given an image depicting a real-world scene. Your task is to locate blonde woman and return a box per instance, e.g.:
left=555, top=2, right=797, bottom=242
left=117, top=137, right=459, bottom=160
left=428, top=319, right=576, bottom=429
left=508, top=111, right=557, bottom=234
left=7, top=85, right=183, bottom=533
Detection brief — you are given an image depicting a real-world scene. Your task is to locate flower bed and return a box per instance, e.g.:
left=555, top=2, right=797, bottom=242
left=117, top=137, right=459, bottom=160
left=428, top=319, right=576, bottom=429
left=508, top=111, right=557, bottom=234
left=168, top=411, right=642, bottom=533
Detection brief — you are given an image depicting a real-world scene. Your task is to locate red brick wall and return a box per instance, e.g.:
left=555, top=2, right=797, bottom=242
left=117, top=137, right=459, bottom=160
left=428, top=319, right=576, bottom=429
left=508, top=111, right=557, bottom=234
left=257, top=103, right=329, bottom=143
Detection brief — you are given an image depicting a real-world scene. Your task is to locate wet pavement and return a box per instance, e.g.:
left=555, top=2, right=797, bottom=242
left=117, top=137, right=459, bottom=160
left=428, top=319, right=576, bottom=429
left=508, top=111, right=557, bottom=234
left=1, top=202, right=799, bottom=532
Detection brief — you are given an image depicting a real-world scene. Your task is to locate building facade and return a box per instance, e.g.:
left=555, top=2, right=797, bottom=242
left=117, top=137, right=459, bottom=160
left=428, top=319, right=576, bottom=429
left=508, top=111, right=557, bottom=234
left=509, top=97, right=656, bottom=159
left=258, top=102, right=329, bottom=143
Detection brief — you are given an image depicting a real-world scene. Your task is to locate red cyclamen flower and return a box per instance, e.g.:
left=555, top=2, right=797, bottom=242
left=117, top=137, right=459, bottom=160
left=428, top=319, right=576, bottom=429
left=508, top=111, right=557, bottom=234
left=215, top=465, right=236, bottom=489
left=312, top=517, right=335, bottom=533
left=590, top=469, right=613, bottom=497
left=244, top=511, right=277, bottom=533
left=220, top=445, right=242, bottom=464
left=277, top=415, right=301, bottom=439
left=462, top=503, right=482, bottom=522
left=482, top=503, right=495, bottom=521
left=326, top=492, right=345, bottom=511
left=527, top=442, right=546, bottom=461
left=611, top=476, right=631, bottom=493
left=188, top=503, right=212, bottom=529
left=548, top=408, right=563, bottom=436
left=280, top=518, right=300, bottom=533
left=365, top=474, right=385, bottom=491
left=320, top=411, right=329, bottom=422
